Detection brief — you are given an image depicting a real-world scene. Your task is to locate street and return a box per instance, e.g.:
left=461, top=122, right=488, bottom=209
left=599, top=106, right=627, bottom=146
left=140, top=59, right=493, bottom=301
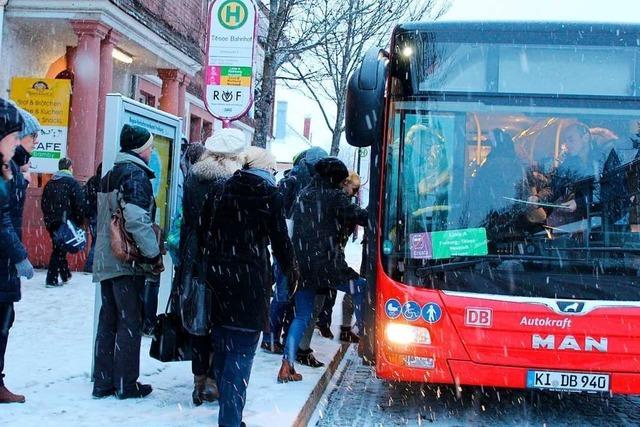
left=314, top=348, right=640, bottom=426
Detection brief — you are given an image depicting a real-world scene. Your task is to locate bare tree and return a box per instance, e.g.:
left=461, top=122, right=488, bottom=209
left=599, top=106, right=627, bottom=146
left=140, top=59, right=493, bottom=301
left=253, top=0, right=342, bottom=148
left=285, top=0, right=450, bottom=155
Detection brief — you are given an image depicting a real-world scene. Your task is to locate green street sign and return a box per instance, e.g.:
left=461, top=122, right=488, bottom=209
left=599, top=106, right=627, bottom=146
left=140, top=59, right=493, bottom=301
left=218, top=0, right=249, bottom=30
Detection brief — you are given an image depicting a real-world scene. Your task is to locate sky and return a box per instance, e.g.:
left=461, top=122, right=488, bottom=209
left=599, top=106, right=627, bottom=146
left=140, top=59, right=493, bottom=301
left=277, top=0, right=640, bottom=152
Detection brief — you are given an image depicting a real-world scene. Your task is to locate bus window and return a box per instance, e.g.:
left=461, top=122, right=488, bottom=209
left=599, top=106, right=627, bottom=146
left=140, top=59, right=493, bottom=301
left=382, top=99, right=640, bottom=300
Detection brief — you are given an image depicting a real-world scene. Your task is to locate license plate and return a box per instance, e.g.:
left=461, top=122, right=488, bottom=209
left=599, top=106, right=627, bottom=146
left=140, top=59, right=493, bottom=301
left=527, top=370, right=610, bottom=392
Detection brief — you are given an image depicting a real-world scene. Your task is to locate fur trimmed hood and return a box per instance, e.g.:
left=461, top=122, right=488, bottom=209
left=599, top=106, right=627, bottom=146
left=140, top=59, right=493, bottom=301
left=191, top=154, right=243, bottom=181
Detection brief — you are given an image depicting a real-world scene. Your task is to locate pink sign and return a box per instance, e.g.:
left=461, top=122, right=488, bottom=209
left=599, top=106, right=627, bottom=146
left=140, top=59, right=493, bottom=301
left=409, top=233, right=433, bottom=259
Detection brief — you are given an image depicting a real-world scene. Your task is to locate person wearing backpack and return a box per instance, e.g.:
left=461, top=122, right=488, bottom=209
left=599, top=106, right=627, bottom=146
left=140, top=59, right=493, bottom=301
left=41, top=158, right=87, bottom=287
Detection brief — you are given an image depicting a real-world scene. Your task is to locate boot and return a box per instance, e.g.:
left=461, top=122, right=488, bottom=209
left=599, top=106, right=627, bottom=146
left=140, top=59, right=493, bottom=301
left=316, top=324, right=334, bottom=339
left=277, top=360, right=302, bottom=383
left=116, top=382, right=152, bottom=399
left=202, top=377, right=219, bottom=402
left=0, top=385, right=25, bottom=404
left=296, top=348, right=325, bottom=368
left=340, top=326, right=360, bottom=343
left=261, top=340, right=284, bottom=354
left=192, top=374, right=206, bottom=406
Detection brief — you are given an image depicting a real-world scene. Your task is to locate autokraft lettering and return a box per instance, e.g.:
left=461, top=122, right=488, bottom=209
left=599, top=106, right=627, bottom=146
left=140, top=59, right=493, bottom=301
left=532, top=334, right=608, bottom=352
left=520, top=316, right=572, bottom=329
left=465, top=307, right=492, bottom=327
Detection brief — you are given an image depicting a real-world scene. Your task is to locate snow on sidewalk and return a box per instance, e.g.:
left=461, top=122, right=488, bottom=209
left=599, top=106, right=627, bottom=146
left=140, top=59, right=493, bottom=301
left=1, top=270, right=347, bottom=427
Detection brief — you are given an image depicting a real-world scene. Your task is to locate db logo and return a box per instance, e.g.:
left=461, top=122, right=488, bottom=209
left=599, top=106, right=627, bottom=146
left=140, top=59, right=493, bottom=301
left=465, top=307, right=492, bottom=328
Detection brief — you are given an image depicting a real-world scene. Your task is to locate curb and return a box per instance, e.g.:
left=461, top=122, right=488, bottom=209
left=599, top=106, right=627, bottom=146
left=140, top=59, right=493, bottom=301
left=292, top=343, right=351, bottom=427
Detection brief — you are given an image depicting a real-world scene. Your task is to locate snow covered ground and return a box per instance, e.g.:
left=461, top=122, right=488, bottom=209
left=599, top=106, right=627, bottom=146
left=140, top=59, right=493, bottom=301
left=1, top=238, right=365, bottom=427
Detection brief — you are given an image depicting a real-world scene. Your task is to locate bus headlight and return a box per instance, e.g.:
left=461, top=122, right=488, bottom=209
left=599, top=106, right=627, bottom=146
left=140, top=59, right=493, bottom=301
left=385, top=323, right=431, bottom=345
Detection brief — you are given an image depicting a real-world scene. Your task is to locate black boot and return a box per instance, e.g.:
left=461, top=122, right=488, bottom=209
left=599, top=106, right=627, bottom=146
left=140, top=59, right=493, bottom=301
left=117, top=383, right=153, bottom=399
left=316, top=324, right=334, bottom=339
left=340, top=326, right=360, bottom=343
left=296, top=348, right=325, bottom=368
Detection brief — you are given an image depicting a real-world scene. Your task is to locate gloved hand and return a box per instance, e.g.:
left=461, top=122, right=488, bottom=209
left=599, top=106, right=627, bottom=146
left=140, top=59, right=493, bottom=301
left=151, top=254, right=165, bottom=275
left=15, top=258, right=34, bottom=280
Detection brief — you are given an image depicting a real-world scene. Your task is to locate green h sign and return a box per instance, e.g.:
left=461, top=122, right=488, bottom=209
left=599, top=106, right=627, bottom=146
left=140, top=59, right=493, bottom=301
left=218, top=0, right=249, bottom=30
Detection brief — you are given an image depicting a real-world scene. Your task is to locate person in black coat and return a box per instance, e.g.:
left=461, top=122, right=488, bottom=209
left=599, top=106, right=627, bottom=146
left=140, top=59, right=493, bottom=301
left=179, top=130, right=244, bottom=406
left=0, top=98, right=34, bottom=404
left=41, top=158, right=87, bottom=287
left=83, top=163, right=102, bottom=272
left=199, top=146, right=298, bottom=427
left=278, top=157, right=368, bottom=383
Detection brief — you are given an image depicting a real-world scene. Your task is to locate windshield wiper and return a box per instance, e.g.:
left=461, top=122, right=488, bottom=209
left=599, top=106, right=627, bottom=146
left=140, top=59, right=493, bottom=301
left=415, top=254, right=574, bottom=276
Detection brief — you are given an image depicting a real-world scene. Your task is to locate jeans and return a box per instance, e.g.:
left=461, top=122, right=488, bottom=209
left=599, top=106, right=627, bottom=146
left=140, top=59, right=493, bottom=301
left=191, top=333, right=215, bottom=378
left=264, top=261, right=291, bottom=346
left=84, top=218, right=97, bottom=272
left=283, top=289, right=316, bottom=363
left=298, top=294, right=326, bottom=351
left=47, top=231, right=70, bottom=284
left=284, top=278, right=367, bottom=365
left=0, top=303, right=15, bottom=387
left=93, top=275, right=145, bottom=394
left=333, top=278, right=366, bottom=333
left=212, top=326, right=260, bottom=427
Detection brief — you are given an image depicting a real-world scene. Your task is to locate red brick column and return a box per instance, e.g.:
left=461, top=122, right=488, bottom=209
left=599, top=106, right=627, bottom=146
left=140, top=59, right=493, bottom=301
left=157, top=69, right=183, bottom=116
left=68, top=20, right=109, bottom=181
left=178, top=74, right=190, bottom=121
left=95, top=30, right=120, bottom=168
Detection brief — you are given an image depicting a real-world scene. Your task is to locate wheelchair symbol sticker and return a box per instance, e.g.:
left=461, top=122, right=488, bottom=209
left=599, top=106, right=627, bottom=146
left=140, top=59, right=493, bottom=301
left=422, top=302, right=442, bottom=324
left=402, top=301, right=422, bottom=322
left=385, top=299, right=402, bottom=319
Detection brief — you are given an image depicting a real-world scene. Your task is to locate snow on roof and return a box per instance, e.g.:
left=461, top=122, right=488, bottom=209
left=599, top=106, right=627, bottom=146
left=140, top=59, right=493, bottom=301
left=270, top=123, right=313, bottom=163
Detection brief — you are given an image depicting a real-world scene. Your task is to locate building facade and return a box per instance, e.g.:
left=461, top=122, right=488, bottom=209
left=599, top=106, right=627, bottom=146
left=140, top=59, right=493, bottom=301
left=1, top=0, right=266, bottom=267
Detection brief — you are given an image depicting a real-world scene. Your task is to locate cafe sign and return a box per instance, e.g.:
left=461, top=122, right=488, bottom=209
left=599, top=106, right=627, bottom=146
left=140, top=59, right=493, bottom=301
left=10, top=78, right=71, bottom=173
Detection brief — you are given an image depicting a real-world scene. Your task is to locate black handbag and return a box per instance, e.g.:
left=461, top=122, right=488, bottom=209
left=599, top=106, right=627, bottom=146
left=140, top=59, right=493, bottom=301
left=180, top=257, right=212, bottom=336
left=149, top=287, right=192, bottom=362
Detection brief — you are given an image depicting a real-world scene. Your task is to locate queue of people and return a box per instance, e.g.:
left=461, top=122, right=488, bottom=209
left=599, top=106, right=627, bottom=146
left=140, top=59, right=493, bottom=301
left=0, top=95, right=369, bottom=426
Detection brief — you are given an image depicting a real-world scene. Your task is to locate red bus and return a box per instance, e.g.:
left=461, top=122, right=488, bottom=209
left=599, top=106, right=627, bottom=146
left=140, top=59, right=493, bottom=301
left=346, top=21, right=640, bottom=394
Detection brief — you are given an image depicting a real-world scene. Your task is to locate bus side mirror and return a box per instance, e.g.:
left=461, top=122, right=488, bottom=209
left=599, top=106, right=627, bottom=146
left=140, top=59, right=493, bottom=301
left=345, top=48, right=388, bottom=148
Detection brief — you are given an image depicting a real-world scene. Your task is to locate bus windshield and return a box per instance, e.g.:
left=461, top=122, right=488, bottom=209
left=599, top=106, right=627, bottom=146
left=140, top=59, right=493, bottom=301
left=381, top=99, right=640, bottom=300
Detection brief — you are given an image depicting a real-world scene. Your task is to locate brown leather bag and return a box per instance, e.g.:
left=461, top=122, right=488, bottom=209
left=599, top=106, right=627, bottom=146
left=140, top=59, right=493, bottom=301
left=110, top=207, right=164, bottom=266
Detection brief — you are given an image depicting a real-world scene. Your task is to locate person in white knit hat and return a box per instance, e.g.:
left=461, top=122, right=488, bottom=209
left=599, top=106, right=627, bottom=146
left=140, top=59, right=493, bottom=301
left=204, top=128, right=247, bottom=157
left=178, top=127, right=248, bottom=406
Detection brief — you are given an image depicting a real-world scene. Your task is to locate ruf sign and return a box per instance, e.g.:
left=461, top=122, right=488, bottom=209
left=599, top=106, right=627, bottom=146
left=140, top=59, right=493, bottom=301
left=205, top=0, right=257, bottom=121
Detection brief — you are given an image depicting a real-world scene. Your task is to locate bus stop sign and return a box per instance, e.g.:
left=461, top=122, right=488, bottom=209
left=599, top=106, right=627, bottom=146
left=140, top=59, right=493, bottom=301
left=205, top=0, right=257, bottom=121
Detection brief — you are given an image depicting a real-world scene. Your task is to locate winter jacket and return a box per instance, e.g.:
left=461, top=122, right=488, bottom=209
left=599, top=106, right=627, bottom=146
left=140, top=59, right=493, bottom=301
left=200, top=169, right=297, bottom=331
left=291, top=175, right=368, bottom=292
left=0, top=178, right=28, bottom=303
left=281, top=147, right=328, bottom=217
left=177, top=155, right=234, bottom=283
left=7, top=159, right=28, bottom=239
left=84, top=173, right=100, bottom=220
left=93, top=151, right=160, bottom=283
left=41, top=170, right=87, bottom=232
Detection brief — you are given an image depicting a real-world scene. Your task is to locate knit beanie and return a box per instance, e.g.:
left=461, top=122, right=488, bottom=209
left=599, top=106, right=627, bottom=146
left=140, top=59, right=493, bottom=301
left=244, top=146, right=276, bottom=171
left=18, top=108, right=41, bottom=139
left=314, top=157, right=349, bottom=186
left=204, top=128, right=247, bottom=156
left=0, top=98, right=24, bottom=142
left=120, top=124, right=153, bottom=153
